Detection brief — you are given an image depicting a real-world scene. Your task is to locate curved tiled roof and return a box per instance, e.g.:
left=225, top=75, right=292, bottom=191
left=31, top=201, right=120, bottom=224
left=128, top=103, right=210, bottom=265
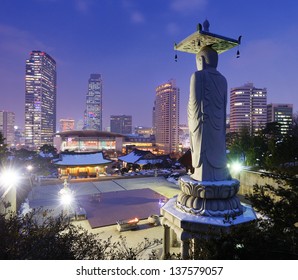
left=53, top=151, right=112, bottom=166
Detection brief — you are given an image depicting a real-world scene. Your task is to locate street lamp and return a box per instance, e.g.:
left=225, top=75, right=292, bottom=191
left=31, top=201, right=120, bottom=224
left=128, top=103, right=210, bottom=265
left=230, top=162, right=243, bottom=173
left=26, top=165, right=33, bottom=172
left=228, top=161, right=242, bottom=180
left=0, top=168, right=20, bottom=213
left=58, top=179, right=74, bottom=219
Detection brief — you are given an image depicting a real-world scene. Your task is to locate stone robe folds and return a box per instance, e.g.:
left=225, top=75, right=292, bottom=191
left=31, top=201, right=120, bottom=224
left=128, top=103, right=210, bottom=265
left=188, top=68, right=230, bottom=181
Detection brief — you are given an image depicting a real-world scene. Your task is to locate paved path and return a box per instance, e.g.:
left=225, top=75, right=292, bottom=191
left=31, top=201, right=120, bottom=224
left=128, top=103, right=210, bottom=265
left=23, top=176, right=181, bottom=258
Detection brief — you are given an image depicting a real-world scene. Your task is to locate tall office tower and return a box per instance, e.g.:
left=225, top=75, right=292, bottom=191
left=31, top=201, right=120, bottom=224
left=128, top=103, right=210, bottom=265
left=230, top=83, right=267, bottom=135
left=110, top=115, right=132, bottom=134
left=267, top=103, right=293, bottom=135
left=0, top=111, right=15, bottom=146
left=152, top=100, right=156, bottom=135
left=59, top=118, right=75, bottom=132
left=84, top=74, right=103, bottom=131
left=154, top=79, right=179, bottom=154
left=25, top=51, right=56, bottom=149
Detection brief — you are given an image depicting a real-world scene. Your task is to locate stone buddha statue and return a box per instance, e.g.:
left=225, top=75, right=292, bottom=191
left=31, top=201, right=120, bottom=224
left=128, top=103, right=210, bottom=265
left=188, top=45, right=231, bottom=182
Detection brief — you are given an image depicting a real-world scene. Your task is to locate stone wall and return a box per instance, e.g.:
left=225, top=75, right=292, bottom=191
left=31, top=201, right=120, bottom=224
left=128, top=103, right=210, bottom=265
left=232, top=170, right=285, bottom=196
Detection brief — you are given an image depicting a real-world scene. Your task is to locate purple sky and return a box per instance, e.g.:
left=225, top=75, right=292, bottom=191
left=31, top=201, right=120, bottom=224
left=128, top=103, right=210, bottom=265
left=1, top=0, right=298, bottom=130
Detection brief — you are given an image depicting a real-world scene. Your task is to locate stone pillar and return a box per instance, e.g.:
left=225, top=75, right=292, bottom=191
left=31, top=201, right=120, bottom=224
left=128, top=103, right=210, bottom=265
left=170, top=228, right=178, bottom=246
left=181, top=239, right=191, bottom=260
left=162, top=225, right=170, bottom=259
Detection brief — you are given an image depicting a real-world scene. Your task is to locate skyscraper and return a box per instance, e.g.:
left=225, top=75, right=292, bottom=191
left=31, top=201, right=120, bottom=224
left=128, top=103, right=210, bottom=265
left=110, top=115, right=132, bottom=134
left=267, top=103, right=293, bottom=134
left=84, top=74, right=103, bottom=131
left=0, top=111, right=15, bottom=146
left=230, top=83, right=267, bottom=135
left=154, top=79, right=179, bottom=154
left=25, top=51, right=56, bottom=149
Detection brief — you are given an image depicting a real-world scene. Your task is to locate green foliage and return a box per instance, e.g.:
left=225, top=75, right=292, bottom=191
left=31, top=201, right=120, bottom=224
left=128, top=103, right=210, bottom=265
left=0, top=132, right=8, bottom=163
left=39, top=144, right=58, bottom=157
left=227, top=125, right=298, bottom=171
left=0, top=209, right=161, bottom=260
left=181, top=174, right=298, bottom=260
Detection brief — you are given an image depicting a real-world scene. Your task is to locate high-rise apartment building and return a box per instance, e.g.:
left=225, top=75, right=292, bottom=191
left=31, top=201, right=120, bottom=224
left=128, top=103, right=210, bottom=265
left=154, top=79, right=179, bottom=154
left=230, top=83, right=267, bottom=135
left=0, top=111, right=15, bottom=146
left=84, top=74, right=103, bottom=131
left=152, top=100, right=156, bottom=135
left=110, top=115, right=132, bottom=134
left=59, top=118, right=75, bottom=132
left=267, top=103, right=293, bottom=134
left=25, top=51, right=56, bottom=148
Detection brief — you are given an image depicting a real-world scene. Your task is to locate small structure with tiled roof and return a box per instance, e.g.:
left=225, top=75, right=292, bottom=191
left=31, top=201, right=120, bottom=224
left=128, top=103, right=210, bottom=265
left=118, top=148, right=172, bottom=169
left=53, top=151, right=112, bottom=178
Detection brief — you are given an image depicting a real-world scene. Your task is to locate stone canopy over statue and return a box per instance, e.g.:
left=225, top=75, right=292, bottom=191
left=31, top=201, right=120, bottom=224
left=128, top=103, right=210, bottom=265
left=175, top=20, right=241, bottom=182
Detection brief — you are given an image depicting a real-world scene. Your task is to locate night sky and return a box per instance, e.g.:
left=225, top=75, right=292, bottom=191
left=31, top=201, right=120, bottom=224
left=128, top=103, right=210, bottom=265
left=1, top=0, right=298, bottom=130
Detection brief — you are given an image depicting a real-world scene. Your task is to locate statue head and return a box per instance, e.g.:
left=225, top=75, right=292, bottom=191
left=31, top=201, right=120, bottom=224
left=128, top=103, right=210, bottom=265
left=196, top=45, right=218, bottom=70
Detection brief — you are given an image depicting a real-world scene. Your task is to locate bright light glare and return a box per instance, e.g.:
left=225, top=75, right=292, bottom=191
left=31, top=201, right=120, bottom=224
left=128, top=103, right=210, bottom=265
left=60, top=192, right=73, bottom=206
left=26, top=165, right=33, bottom=171
left=0, top=169, right=20, bottom=187
left=230, top=162, right=242, bottom=173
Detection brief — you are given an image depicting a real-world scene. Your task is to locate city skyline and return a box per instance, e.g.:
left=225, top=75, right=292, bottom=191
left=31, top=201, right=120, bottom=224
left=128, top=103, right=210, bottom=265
left=1, top=0, right=298, bottom=130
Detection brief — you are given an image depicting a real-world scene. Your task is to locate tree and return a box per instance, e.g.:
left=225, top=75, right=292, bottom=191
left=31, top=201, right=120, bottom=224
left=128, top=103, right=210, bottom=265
left=0, top=132, right=8, bottom=164
left=0, top=209, right=161, bottom=260
left=227, top=127, right=254, bottom=165
left=39, top=144, right=58, bottom=158
left=183, top=173, right=298, bottom=260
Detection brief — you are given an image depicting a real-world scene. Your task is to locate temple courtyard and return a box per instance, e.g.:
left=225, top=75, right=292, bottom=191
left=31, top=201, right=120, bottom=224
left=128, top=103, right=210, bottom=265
left=25, top=176, right=182, bottom=258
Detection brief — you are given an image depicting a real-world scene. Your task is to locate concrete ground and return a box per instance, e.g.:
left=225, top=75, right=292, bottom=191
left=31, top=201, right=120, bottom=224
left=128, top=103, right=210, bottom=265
left=25, top=176, right=181, bottom=259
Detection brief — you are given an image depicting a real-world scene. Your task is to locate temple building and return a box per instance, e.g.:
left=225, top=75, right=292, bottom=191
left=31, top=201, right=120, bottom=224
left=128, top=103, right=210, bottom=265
left=118, top=148, right=172, bottom=169
left=53, top=151, right=112, bottom=178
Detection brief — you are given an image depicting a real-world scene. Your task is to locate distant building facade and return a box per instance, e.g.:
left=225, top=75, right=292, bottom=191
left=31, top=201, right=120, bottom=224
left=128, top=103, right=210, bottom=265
left=54, top=130, right=124, bottom=153
left=134, top=126, right=154, bottom=137
left=84, top=74, right=103, bottom=131
left=179, top=124, right=190, bottom=150
left=154, top=80, right=179, bottom=154
left=230, top=83, right=267, bottom=135
left=110, top=115, right=132, bottom=134
left=25, top=51, right=56, bottom=148
left=0, top=111, right=15, bottom=146
left=123, top=134, right=156, bottom=154
left=59, top=118, right=75, bottom=132
left=152, top=101, right=156, bottom=135
left=267, top=103, right=293, bottom=134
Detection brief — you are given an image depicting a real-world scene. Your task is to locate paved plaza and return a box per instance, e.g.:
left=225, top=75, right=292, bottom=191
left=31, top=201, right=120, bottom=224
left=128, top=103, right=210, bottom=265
left=25, top=176, right=181, bottom=258
left=77, top=188, right=167, bottom=228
